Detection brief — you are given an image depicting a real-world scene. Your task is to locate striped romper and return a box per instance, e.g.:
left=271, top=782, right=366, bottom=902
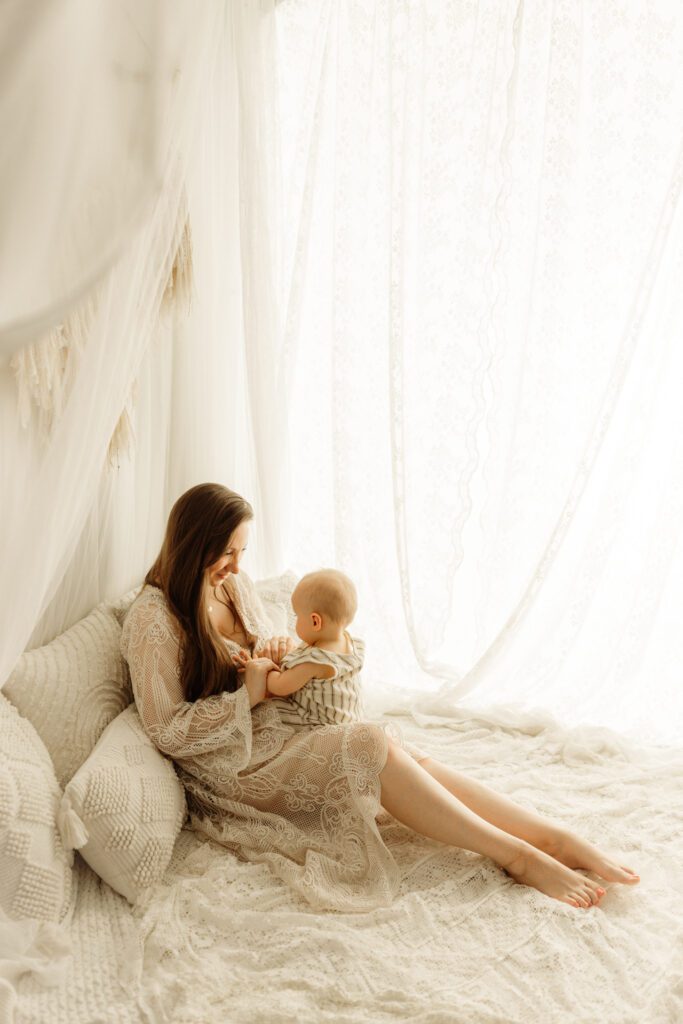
left=270, top=634, right=365, bottom=730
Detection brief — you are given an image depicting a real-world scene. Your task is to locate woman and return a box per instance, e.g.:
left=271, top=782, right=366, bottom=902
left=121, top=483, right=639, bottom=912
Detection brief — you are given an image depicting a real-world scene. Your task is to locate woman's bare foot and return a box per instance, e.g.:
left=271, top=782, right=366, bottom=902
left=542, top=829, right=640, bottom=886
left=502, top=845, right=606, bottom=908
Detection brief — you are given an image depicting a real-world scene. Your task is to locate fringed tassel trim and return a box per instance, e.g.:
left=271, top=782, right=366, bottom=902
left=10, top=293, right=97, bottom=440
left=11, top=326, right=69, bottom=438
left=57, top=794, right=89, bottom=851
left=162, top=213, right=193, bottom=319
left=107, top=386, right=137, bottom=468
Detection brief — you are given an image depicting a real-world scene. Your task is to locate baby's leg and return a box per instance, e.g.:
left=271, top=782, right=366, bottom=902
left=418, top=757, right=639, bottom=885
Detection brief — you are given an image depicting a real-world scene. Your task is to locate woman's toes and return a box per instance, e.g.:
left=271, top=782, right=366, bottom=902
left=577, top=882, right=604, bottom=907
left=606, top=864, right=640, bottom=884
left=586, top=879, right=605, bottom=901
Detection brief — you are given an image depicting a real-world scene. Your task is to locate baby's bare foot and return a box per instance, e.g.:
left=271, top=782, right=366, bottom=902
left=544, top=830, right=640, bottom=885
left=502, top=846, right=606, bottom=908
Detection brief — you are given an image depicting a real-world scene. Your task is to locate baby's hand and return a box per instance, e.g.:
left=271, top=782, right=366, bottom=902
left=254, top=636, right=295, bottom=666
left=231, top=648, right=251, bottom=669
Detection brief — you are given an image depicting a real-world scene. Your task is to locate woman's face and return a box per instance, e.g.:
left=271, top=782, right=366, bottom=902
left=206, top=520, right=250, bottom=587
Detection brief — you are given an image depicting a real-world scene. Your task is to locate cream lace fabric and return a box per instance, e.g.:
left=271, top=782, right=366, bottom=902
left=120, top=578, right=425, bottom=912
left=11, top=708, right=683, bottom=1023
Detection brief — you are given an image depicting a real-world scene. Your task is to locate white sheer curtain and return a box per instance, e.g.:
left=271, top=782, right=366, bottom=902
left=168, top=0, right=287, bottom=576
left=0, top=0, right=171, bottom=353
left=0, top=3, right=284, bottom=673
left=3, top=0, right=682, bottom=748
left=0, top=0, right=215, bottom=678
left=275, top=0, right=683, bottom=743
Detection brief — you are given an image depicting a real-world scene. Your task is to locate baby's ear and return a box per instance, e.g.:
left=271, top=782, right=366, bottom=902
left=311, top=612, right=322, bottom=631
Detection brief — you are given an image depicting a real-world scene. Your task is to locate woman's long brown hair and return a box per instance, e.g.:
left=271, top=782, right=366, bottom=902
left=145, top=483, right=253, bottom=701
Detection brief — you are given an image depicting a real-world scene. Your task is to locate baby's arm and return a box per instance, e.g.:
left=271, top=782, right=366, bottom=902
left=267, top=661, right=336, bottom=697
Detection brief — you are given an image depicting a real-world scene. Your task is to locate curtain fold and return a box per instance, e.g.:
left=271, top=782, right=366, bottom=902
left=0, top=0, right=170, bottom=354
left=166, top=0, right=286, bottom=580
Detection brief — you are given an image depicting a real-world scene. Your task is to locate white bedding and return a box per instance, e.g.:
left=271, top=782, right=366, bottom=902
left=13, top=705, right=683, bottom=1024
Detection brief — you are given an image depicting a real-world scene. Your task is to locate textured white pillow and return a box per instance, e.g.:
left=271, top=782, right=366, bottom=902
left=109, top=586, right=142, bottom=627
left=4, top=602, right=132, bottom=788
left=0, top=694, right=73, bottom=923
left=255, top=570, right=298, bottom=637
left=58, top=703, right=187, bottom=904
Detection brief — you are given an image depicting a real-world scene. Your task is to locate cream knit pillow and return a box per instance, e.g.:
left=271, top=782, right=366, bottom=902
left=58, top=703, right=187, bottom=904
left=109, top=586, right=142, bottom=627
left=255, top=570, right=298, bottom=637
left=4, top=602, right=132, bottom=788
left=0, top=694, right=73, bottom=923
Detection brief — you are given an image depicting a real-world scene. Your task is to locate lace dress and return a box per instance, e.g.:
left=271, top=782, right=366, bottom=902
left=120, top=576, right=427, bottom=911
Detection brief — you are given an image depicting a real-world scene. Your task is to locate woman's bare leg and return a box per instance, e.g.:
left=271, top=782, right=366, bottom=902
left=379, top=741, right=606, bottom=908
left=417, top=756, right=639, bottom=886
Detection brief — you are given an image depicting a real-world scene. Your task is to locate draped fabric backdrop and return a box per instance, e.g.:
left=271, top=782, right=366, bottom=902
left=0, top=2, right=284, bottom=674
left=1, top=0, right=682, bottom=745
left=275, top=0, right=683, bottom=742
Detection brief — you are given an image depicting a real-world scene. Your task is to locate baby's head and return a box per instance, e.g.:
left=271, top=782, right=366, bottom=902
left=291, top=569, right=357, bottom=645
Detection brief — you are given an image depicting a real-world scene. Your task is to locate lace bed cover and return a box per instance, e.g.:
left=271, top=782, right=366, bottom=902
left=119, top=577, right=426, bottom=912
left=12, top=704, right=683, bottom=1024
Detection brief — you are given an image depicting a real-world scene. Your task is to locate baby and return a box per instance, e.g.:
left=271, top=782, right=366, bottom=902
left=265, top=568, right=365, bottom=729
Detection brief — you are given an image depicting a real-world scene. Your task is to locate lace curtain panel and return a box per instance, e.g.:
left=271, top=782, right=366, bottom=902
left=275, top=0, right=683, bottom=742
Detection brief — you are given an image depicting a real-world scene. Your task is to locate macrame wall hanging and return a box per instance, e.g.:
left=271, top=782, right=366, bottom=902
left=10, top=209, right=193, bottom=467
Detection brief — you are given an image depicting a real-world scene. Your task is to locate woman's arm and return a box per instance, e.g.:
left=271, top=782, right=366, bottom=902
left=122, top=591, right=270, bottom=767
left=266, top=661, right=336, bottom=697
left=242, top=658, right=280, bottom=705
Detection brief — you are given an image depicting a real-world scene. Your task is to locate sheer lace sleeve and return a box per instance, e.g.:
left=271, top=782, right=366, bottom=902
left=120, top=587, right=252, bottom=766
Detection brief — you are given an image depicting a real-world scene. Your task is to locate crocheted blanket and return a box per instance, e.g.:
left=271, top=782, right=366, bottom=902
left=12, top=705, right=683, bottom=1024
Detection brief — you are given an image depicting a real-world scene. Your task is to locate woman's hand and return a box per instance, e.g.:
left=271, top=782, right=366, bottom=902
left=243, top=657, right=278, bottom=708
left=265, top=668, right=282, bottom=698
left=254, top=636, right=295, bottom=666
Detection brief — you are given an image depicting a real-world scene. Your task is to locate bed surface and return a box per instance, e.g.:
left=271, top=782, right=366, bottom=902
left=13, top=706, right=683, bottom=1024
